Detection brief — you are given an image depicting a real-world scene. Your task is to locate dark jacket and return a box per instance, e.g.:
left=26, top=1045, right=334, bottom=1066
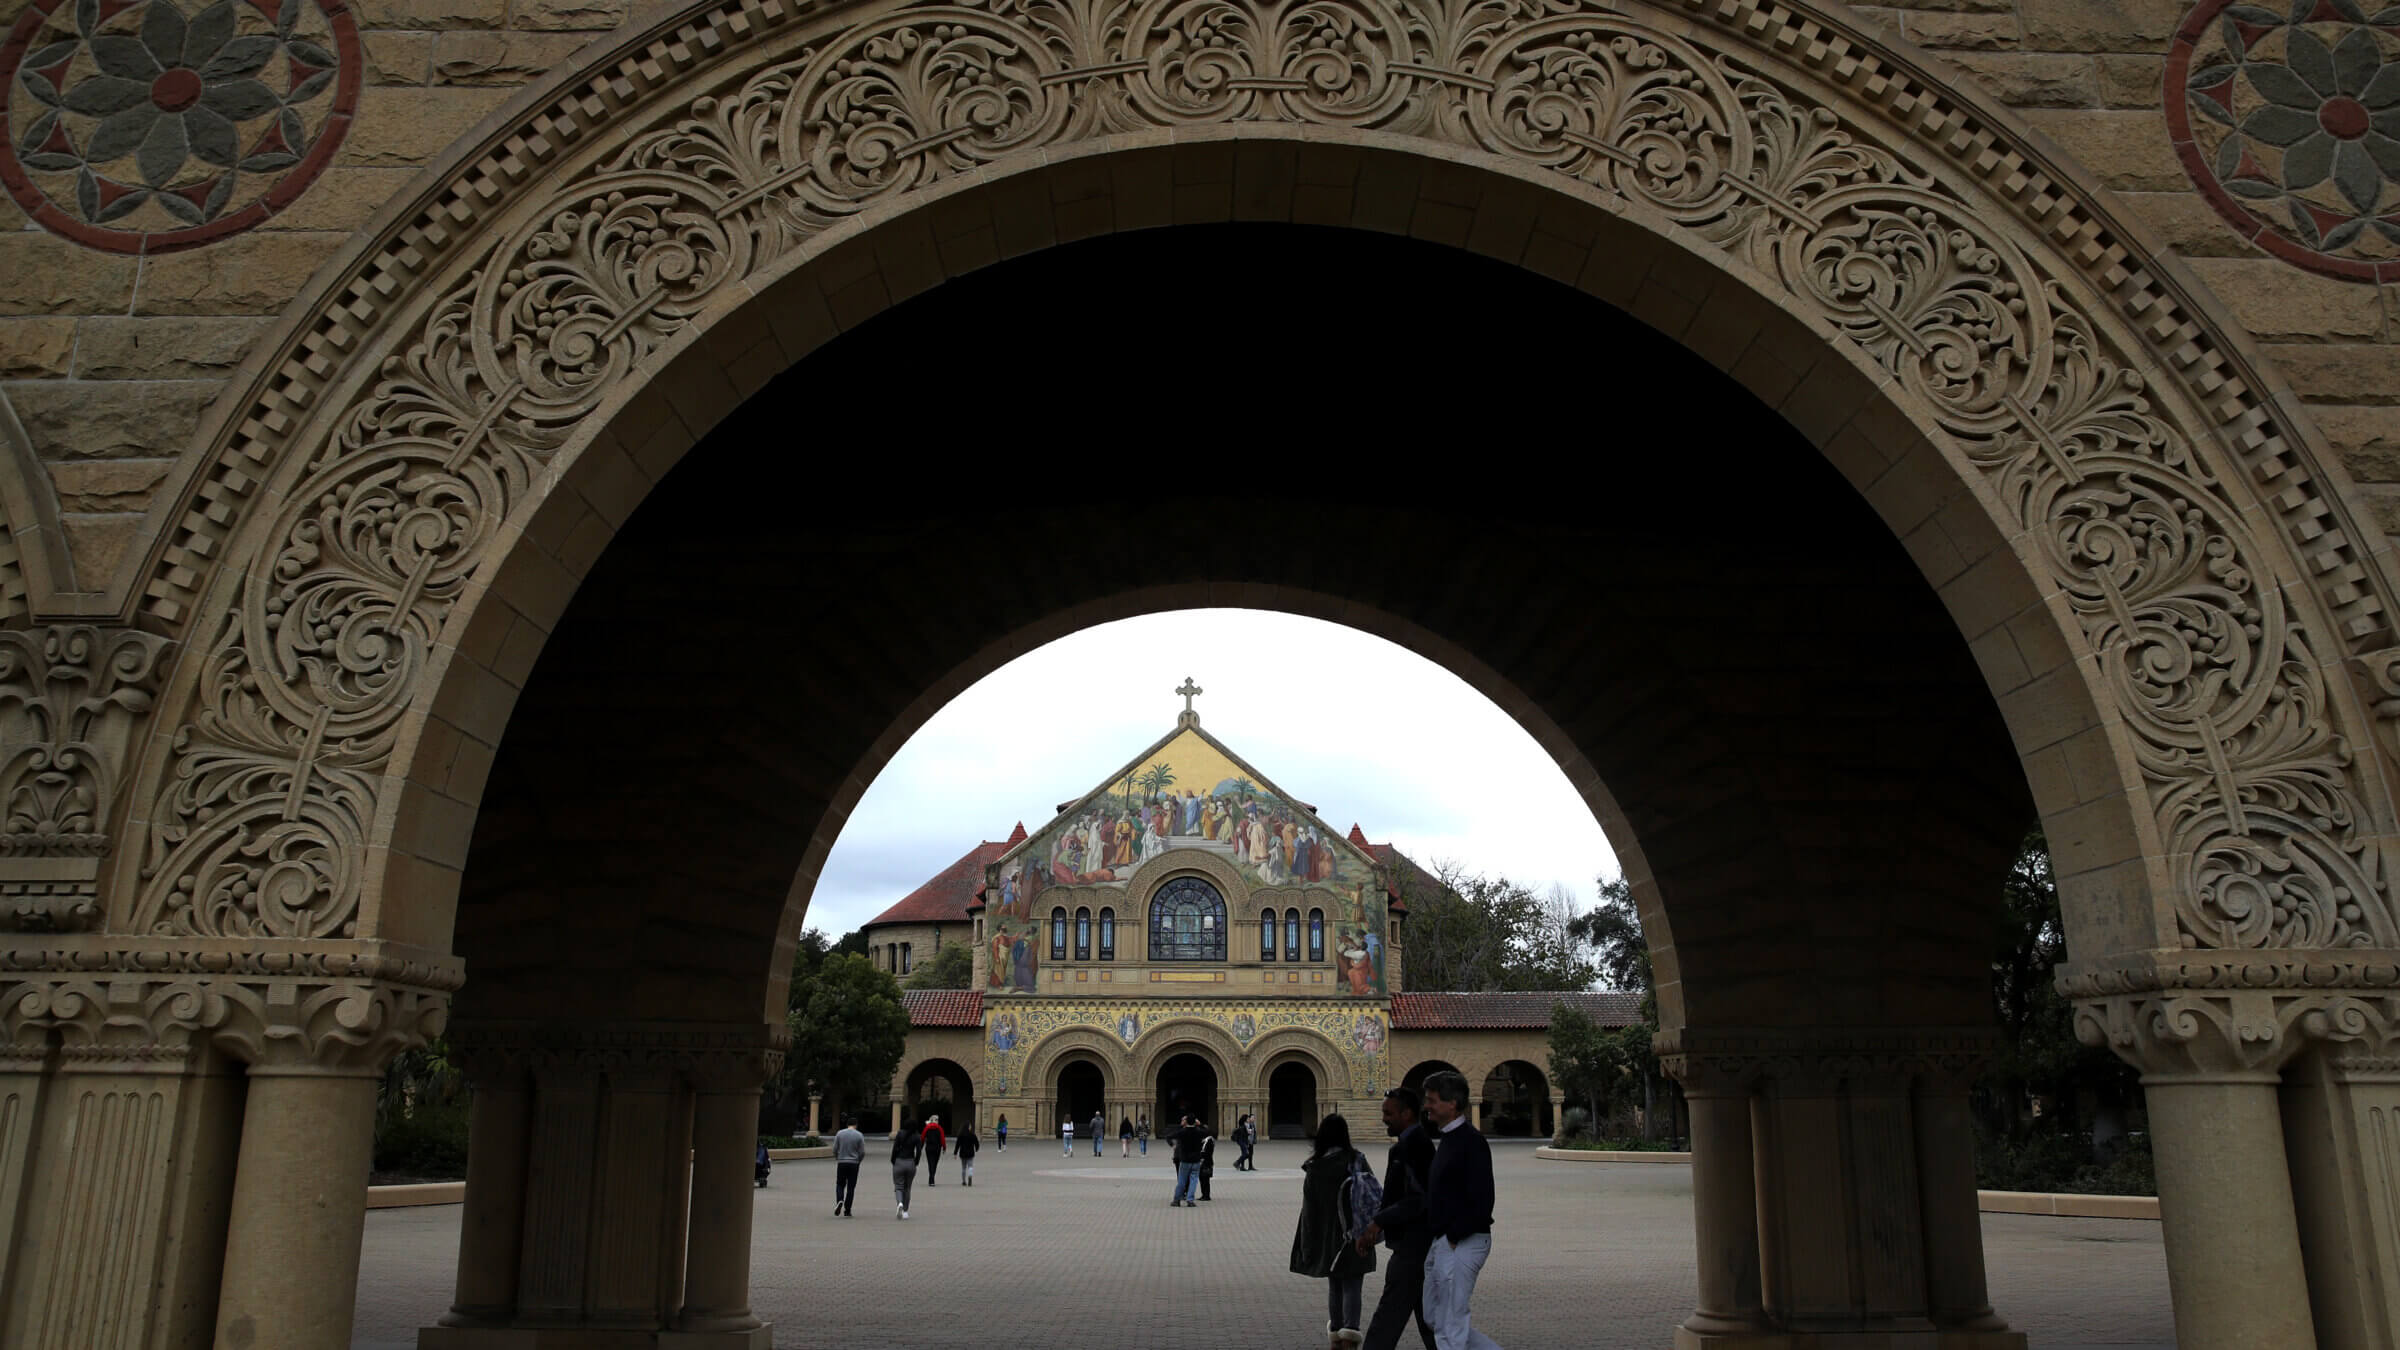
left=891, top=1128, right=922, bottom=1166
left=922, top=1122, right=946, bottom=1156
left=1373, top=1121, right=1436, bottom=1250
left=1425, top=1121, right=1494, bottom=1246
left=1173, top=1123, right=1206, bottom=1164
left=1289, top=1146, right=1378, bottom=1279
left=955, top=1131, right=979, bottom=1160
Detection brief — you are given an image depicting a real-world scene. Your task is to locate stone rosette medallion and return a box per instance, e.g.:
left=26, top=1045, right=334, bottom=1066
left=2168, top=0, right=2400, bottom=280
left=1, top=0, right=358, bottom=252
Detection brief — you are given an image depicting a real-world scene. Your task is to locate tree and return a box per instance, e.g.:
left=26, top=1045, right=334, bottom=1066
left=1568, top=877, right=1652, bottom=1015
left=1394, top=861, right=1598, bottom=992
left=1546, top=1002, right=1654, bottom=1139
left=1978, top=827, right=2140, bottom=1152
left=903, top=941, right=973, bottom=989
left=780, top=952, right=909, bottom=1132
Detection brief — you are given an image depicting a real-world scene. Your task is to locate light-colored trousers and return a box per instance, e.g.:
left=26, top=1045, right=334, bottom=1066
left=1423, top=1234, right=1502, bottom=1350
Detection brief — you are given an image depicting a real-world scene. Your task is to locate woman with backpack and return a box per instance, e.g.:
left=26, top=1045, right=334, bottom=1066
left=890, top=1116, right=923, bottom=1220
left=1288, top=1112, right=1377, bottom=1349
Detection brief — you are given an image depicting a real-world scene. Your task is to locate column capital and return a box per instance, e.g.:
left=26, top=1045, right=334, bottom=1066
left=0, top=625, right=171, bottom=934
left=446, top=1018, right=787, bottom=1091
left=2059, top=950, right=2400, bottom=1082
left=1655, top=1026, right=1995, bottom=1093
left=0, top=937, right=459, bottom=1075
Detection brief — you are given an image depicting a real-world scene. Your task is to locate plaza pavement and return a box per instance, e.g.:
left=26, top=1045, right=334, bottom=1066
left=355, top=1139, right=2174, bottom=1349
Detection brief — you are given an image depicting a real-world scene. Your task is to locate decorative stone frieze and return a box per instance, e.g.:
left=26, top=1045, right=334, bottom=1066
left=0, top=626, right=170, bottom=933
left=0, top=937, right=461, bottom=1073
left=115, top=0, right=2400, bottom=967
left=1657, top=1026, right=1996, bottom=1092
left=2060, top=949, right=2400, bottom=1080
left=446, top=1018, right=788, bottom=1089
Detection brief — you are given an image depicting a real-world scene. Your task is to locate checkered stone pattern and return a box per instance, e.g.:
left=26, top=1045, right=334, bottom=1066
left=351, top=1142, right=2174, bottom=1350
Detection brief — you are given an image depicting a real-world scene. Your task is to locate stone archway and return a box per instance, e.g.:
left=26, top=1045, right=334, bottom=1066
left=6, top=0, right=2400, bottom=1343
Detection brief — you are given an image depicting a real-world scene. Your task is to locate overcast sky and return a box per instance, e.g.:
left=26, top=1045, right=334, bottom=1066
left=802, top=609, right=1621, bottom=937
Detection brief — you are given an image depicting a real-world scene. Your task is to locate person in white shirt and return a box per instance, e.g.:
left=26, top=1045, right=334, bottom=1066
left=1062, top=1117, right=1075, bottom=1156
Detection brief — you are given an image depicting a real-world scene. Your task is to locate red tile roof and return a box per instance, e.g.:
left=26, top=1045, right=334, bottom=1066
left=902, top=990, right=984, bottom=1027
left=867, top=841, right=1009, bottom=926
left=1389, top=991, right=1641, bottom=1030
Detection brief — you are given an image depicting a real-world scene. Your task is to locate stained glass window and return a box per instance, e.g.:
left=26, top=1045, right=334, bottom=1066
left=1051, top=907, right=1067, bottom=960
left=1285, top=909, right=1300, bottom=962
left=1260, top=909, right=1277, bottom=962
left=1099, top=908, right=1115, bottom=961
left=1076, top=908, right=1091, bottom=961
left=1309, top=909, right=1324, bottom=962
left=1149, top=876, right=1227, bottom=961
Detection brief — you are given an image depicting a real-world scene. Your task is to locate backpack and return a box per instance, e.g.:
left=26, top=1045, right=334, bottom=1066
left=1341, top=1152, right=1384, bottom=1239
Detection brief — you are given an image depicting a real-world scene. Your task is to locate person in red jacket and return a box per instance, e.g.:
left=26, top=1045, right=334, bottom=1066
left=922, top=1114, right=948, bottom=1186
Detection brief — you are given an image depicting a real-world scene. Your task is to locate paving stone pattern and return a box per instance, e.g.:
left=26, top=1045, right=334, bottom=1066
left=353, top=1142, right=2174, bottom=1349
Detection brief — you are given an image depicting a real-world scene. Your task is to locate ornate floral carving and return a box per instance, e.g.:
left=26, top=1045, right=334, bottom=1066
left=123, top=0, right=2399, bottom=953
left=0, top=627, right=170, bottom=932
left=2062, top=950, right=2400, bottom=1078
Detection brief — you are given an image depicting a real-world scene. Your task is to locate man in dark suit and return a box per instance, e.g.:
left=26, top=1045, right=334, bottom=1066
left=1419, top=1071, right=1502, bottom=1350
left=1357, top=1086, right=1438, bottom=1350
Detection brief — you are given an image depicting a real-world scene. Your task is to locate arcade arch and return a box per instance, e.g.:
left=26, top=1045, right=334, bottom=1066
left=1482, top=1061, right=1555, bottom=1139
left=902, top=1058, right=976, bottom=1133
left=6, top=0, right=2398, bottom=1344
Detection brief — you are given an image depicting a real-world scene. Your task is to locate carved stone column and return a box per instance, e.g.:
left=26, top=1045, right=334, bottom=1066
left=419, top=1020, right=784, bottom=1350
left=0, top=941, right=454, bottom=1350
left=1659, top=1028, right=2023, bottom=1350
left=0, top=627, right=170, bottom=934
left=211, top=973, right=451, bottom=1350
left=2068, top=954, right=2400, bottom=1350
left=680, top=1048, right=778, bottom=1341
left=1652, top=1049, right=1763, bottom=1338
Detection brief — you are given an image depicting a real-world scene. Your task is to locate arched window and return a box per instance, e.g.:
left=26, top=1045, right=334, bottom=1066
left=1284, top=909, right=1300, bottom=963
left=1051, top=907, right=1068, bottom=961
left=1149, top=876, right=1227, bottom=961
left=901, top=943, right=913, bottom=974
left=1260, top=909, right=1277, bottom=962
left=1099, top=908, right=1115, bottom=961
left=1075, top=907, right=1092, bottom=961
left=1309, top=909, right=1325, bottom=962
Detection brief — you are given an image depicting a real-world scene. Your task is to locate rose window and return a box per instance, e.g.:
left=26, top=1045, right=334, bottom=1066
left=2, top=0, right=359, bottom=252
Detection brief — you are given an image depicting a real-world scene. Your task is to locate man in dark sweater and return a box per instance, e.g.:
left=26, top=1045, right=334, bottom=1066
left=1356, top=1086, right=1438, bottom=1350
left=1170, top=1114, right=1207, bottom=1207
left=1418, top=1071, right=1502, bottom=1350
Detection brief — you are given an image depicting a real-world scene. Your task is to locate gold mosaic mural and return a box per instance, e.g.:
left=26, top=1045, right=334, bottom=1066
left=983, top=999, right=1390, bottom=1099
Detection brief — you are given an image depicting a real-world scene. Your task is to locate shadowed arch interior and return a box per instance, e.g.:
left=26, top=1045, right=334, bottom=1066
left=451, top=222, right=2032, bottom=1048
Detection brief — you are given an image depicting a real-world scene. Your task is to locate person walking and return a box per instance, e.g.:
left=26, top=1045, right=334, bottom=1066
left=831, top=1113, right=866, bottom=1218
left=1419, top=1072, right=1500, bottom=1349
left=1138, top=1113, right=1150, bottom=1156
left=1061, top=1115, right=1074, bottom=1157
left=890, top=1115, right=923, bottom=1221
left=1290, top=1111, right=1377, bottom=1349
left=1198, top=1123, right=1216, bottom=1201
left=1170, top=1113, right=1206, bottom=1207
left=996, top=1114, right=1008, bottom=1151
left=956, top=1123, right=980, bottom=1186
left=1090, top=1110, right=1106, bottom=1158
left=1120, top=1113, right=1135, bottom=1157
left=922, top=1113, right=947, bottom=1186
left=1358, top=1088, right=1437, bottom=1350
left=1238, top=1112, right=1258, bottom=1171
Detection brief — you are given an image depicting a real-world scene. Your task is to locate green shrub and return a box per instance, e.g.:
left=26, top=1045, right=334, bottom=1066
left=374, top=1099, right=470, bottom=1179
left=1974, top=1125, right=2155, bottom=1196
left=760, top=1135, right=825, bottom=1149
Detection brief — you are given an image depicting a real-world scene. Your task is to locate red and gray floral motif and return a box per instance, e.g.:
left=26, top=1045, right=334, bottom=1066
left=1, top=0, right=357, bottom=253
left=2168, top=0, right=2400, bottom=280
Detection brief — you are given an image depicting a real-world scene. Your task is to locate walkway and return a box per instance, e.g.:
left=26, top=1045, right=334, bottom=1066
left=355, top=1139, right=2173, bottom=1348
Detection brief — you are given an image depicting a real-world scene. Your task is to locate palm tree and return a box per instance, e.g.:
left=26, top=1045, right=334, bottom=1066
left=1137, top=761, right=1177, bottom=803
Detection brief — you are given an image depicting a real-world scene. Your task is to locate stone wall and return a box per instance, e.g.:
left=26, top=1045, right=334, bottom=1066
left=862, top=921, right=960, bottom=977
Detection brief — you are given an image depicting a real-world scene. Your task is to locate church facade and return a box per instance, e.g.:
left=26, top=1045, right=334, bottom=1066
left=858, top=699, right=1634, bottom=1140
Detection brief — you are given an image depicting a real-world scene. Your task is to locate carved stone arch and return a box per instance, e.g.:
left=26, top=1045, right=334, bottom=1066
left=101, top=0, right=2400, bottom=975
left=1244, top=1026, right=1352, bottom=1098
left=1021, top=1026, right=1127, bottom=1095
left=892, top=1050, right=977, bottom=1098
left=1129, top=1018, right=1245, bottom=1090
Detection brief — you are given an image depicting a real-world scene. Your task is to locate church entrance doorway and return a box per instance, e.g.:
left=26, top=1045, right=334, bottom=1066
left=1155, top=1052, right=1217, bottom=1135
left=1268, top=1062, right=1318, bottom=1139
left=1055, top=1059, right=1104, bottom=1137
